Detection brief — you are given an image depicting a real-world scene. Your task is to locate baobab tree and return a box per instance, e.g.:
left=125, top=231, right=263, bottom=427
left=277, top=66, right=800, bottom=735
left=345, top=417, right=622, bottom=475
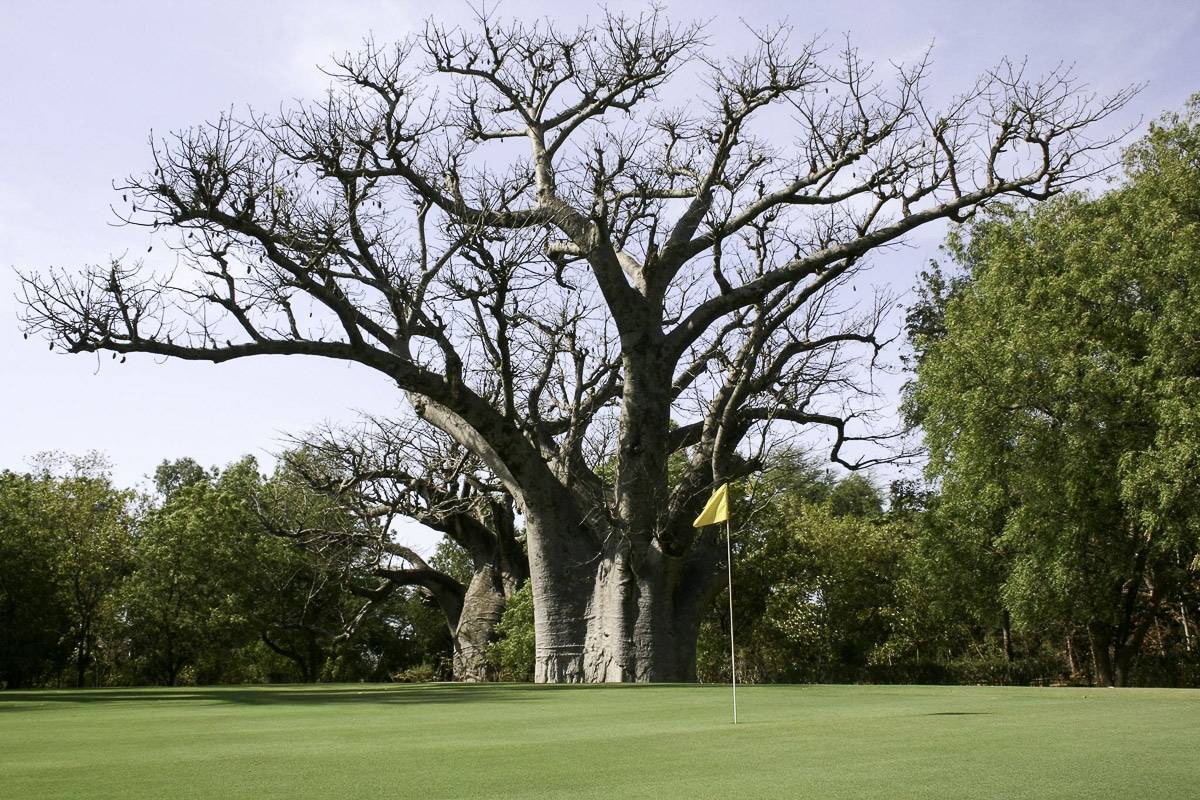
left=268, top=417, right=526, bottom=681
left=21, top=9, right=1133, bottom=681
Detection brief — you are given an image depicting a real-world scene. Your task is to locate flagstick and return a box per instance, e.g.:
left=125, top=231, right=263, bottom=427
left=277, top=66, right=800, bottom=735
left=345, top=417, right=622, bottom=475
left=726, top=518, right=737, bottom=725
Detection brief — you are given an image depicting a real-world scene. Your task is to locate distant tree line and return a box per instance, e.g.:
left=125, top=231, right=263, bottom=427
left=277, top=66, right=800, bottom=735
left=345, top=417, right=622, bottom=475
left=2, top=444, right=1197, bottom=690
left=0, top=453, right=453, bottom=688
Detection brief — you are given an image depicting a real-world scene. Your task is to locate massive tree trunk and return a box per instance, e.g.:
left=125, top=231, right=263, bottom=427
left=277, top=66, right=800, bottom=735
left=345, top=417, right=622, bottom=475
left=531, top=549, right=721, bottom=683
left=524, top=356, right=731, bottom=684
left=525, top=507, right=606, bottom=682
left=528, top=502, right=724, bottom=683
left=630, top=546, right=721, bottom=682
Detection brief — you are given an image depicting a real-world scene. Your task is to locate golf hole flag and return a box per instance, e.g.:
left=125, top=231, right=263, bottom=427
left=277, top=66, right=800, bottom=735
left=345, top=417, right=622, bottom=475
left=692, top=482, right=730, bottom=527
left=693, top=482, right=738, bottom=724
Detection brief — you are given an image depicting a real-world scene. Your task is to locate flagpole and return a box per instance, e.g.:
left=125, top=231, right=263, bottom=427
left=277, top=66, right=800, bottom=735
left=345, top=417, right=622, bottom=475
left=726, top=518, right=737, bottom=725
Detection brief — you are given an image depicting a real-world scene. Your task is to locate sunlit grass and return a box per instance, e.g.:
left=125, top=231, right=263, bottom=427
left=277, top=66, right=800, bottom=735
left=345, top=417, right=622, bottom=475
left=2, top=683, right=1197, bottom=799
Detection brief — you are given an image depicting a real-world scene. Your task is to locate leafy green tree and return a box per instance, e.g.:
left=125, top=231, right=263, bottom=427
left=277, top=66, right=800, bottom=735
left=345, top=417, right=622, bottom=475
left=913, top=98, right=1200, bottom=686
left=882, top=490, right=1014, bottom=669
left=30, top=454, right=136, bottom=687
left=1, top=456, right=139, bottom=688
left=152, top=457, right=215, bottom=499
left=123, top=456, right=393, bottom=684
left=697, top=458, right=907, bottom=683
left=0, top=472, right=72, bottom=687
left=488, top=582, right=536, bottom=681
left=828, top=473, right=884, bottom=518
left=121, top=459, right=263, bottom=684
left=209, top=458, right=385, bottom=683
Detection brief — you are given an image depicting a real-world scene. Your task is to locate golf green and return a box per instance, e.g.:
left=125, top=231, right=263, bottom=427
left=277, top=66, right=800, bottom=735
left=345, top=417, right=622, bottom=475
left=1, top=683, right=1197, bottom=798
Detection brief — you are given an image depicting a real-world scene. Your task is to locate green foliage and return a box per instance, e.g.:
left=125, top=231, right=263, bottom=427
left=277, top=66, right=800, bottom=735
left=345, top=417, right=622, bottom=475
left=698, top=461, right=908, bottom=683
left=828, top=473, right=884, bottom=518
left=152, top=458, right=215, bottom=499
left=912, top=96, right=1200, bottom=683
left=882, top=502, right=1007, bottom=662
left=430, top=538, right=473, bottom=585
left=391, top=663, right=438, bottom=683
left=383, top=590, right=455, bottom=680
left=120, top=458, right=268, bottom=684
left=1, top=450, right=457, bottom=688
left=0, top=472, right=73, bottom=687
left=0, top=455, right=135, bottom=687
left=488, top=581, right=535, bottom=681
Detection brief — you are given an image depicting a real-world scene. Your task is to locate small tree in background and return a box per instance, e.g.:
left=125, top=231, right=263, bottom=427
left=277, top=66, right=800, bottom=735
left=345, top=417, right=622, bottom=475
left=269, top=416, right=528, bottom=681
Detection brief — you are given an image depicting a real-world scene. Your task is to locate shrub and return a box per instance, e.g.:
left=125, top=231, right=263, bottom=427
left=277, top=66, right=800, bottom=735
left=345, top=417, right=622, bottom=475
left=488, top=582, right=535, bottom=681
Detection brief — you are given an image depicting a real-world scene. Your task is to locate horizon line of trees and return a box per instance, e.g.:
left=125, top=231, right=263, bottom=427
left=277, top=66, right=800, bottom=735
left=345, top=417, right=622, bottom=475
left=3, top=436, right=1198, bottom=690
left=9, top=95, right=1200, bottom=689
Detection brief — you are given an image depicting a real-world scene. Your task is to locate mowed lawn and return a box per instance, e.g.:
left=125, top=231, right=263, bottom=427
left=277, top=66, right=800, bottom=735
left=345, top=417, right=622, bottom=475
left=2, top=683, right=1198, bottom=799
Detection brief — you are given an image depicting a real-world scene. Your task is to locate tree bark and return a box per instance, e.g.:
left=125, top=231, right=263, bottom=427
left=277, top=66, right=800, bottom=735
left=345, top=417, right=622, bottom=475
left=452, top=566, right=508, bottom=681
left=1089, top=620, right=1151, bottom=688
left=1089, top=626, right=1116, bottom=687
left=523, top=359, right=726, bottom=684
left=526, top=507, right=609, bottom=682
left=528, top=506, right=722, bottom=683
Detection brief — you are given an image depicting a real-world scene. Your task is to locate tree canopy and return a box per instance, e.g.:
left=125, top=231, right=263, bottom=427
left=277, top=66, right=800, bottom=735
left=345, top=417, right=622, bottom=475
left=911, top=97, right=1200, bottom=686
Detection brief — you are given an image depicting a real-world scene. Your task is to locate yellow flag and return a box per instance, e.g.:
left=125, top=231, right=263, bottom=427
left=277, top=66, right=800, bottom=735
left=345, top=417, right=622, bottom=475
left=693, top=483, right=730, bottom=527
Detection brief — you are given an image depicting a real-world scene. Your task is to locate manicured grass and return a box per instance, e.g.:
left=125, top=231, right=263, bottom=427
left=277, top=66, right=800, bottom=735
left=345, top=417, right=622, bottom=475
left=1, top=683, right=1197, bottom=799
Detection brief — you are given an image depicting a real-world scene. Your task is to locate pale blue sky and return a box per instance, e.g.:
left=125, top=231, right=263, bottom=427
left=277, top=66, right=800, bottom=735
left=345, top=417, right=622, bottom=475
left=1, top=0, right=1196, bottom=501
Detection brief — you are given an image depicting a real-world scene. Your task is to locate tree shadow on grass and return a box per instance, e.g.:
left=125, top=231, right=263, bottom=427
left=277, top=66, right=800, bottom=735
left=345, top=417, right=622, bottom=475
left=0, top=682, right=672, bottom=710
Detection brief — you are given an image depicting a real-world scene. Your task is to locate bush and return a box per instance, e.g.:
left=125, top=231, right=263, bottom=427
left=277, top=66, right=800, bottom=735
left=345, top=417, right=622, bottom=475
left=859, top=654, right=1069, bottom=686
left=488, top=582, right=535, bottom=681
left=391, top=663, right=438, bottom=683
